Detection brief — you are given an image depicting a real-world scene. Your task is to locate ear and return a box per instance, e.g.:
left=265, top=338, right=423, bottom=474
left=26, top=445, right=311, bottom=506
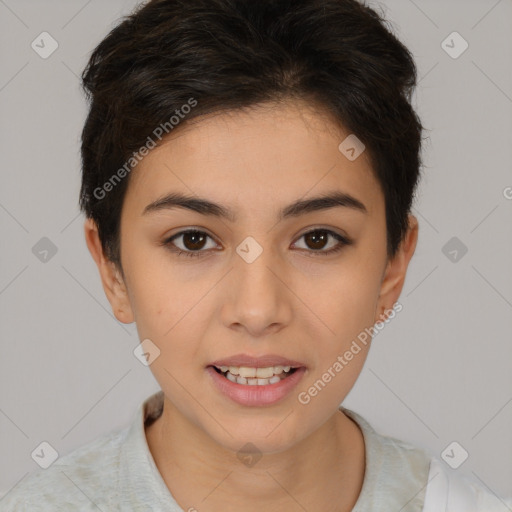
left=374, top=214, right=418, bottom=323
left=84, top=218, right=134, bottom=324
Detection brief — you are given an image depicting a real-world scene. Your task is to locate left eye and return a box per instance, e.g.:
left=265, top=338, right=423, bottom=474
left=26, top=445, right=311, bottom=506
left=292, top=229, right=351, bottom=255
left=163, top=228, right=352, bottom=258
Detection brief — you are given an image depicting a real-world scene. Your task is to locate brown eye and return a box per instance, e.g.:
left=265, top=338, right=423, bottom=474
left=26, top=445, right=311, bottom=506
left=304, top=231, right=329, bottom=250
left=163, top=227, right=352, bottom=259
left=181, top=231, right=208, bottom=250
left=293, top=229, right=352, bottom=256
left=164, top=230, right=218, bottom=258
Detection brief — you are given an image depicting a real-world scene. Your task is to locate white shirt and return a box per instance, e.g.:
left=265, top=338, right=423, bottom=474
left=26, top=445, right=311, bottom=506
left=1, top=391, right=510, bottom=511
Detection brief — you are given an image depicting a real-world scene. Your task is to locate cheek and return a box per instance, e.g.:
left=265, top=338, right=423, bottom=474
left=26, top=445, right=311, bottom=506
left=294, top=252, right=383, bottom=403
left=294, top=269, right=379, bottom=417
left=129, top=269, right=209, bottom=342
left=121, top=238, right=195, bottom=332
left=124, top=254, right=220, bottom=379
left=301, top=255, right=383, bottom=343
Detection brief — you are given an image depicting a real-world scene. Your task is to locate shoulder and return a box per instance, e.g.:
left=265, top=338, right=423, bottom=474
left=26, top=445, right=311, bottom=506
left=423, top=457, right=512, bottom=512
left=0, top=425, right=130, bottom=511
left=342, top=408, right=432, bottom=511
left=342, top=407, right=433, bottom=475
left=341, top=408, right=512, bottom=512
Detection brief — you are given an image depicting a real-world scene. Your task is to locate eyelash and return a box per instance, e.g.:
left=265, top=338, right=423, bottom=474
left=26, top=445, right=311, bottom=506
left=162, top=228, right=352, bottom=259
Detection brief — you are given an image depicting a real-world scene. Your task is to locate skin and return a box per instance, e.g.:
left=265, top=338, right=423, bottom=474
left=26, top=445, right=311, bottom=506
left=85, top=99, right=418, bottom=512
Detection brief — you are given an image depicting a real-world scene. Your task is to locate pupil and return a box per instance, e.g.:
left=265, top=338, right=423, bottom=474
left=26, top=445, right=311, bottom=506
left=184, top=232, right=205, bottom=250
left=306, top=231, right=327, bottom=250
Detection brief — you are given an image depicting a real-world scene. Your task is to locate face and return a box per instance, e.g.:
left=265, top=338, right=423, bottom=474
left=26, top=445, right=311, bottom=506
left=86, top=99, right=417, bottom=454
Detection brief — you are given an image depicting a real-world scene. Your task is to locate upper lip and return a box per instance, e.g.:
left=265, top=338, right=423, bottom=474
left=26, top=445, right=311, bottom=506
left=209, top=354, right=306, bottom=368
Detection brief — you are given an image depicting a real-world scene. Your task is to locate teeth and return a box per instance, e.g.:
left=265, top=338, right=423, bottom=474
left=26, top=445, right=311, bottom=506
left=238, top=367, right=256, bottom=378
left=256, top=367, right=274, bottom=378
left=216, top=365, right=297, bottom=386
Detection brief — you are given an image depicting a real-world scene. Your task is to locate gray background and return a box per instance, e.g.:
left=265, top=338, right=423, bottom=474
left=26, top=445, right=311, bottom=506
left=1, top=0, right=511, bottom=502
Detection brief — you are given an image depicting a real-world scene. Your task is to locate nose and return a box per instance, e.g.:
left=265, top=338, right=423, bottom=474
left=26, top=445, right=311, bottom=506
left=219, top=237, right=293, bottom=338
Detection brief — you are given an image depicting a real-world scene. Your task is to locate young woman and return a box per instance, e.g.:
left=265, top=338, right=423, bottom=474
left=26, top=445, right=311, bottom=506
left=3, top=1, right=510, bottom=510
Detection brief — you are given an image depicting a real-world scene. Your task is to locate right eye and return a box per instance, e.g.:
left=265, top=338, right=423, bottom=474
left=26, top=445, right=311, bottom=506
left=163, top=229, right=219, bottom=258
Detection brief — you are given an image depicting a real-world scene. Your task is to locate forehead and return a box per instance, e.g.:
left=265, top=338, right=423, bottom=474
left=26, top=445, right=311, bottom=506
left=124, top=100, right=383, bottom=220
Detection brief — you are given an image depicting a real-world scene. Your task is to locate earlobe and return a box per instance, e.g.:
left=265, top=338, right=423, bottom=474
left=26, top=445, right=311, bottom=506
left=83, top=218, right=134, bottom=324
left=374, top=214, right=419, bottom=324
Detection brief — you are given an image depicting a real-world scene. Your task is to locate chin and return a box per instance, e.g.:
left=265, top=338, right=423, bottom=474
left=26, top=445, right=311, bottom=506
left=204, top=414, right=310, bottom=457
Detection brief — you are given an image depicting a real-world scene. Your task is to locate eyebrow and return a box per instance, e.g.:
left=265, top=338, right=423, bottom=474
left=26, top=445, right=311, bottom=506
left=142, top=190, right=367, bottom=222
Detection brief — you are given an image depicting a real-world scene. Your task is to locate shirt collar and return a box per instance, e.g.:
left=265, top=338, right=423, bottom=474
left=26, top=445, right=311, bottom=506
left=119, top=391, right=381, bottom=511
left=119, top=390, right=182, bottom=510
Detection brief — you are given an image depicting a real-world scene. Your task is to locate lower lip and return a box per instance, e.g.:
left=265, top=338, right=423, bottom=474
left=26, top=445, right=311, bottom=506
left=206, top=366, right=306, bottom=407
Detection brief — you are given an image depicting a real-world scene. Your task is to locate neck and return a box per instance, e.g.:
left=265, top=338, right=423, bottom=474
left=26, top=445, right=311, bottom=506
left=145, top=398, right=365, bottom=512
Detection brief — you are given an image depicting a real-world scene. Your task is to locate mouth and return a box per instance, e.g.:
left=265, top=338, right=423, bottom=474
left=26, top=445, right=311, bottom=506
left=206, top=358, right=307, bottom=406
left=211, top=364, right=299, bottom=386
